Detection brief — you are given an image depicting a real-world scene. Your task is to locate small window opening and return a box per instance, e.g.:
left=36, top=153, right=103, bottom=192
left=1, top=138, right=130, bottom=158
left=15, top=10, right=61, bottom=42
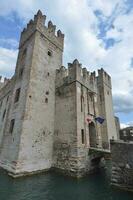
left=2, top=109, right=6, bottom=121
left=81, top=129, right=85, bottom=144
left=19, top=68, right=24, bottom=78
left=81, top=95, right=83, bottom=112
left=0, top=101, right=2, bottom=108
left=48, top=51, right=52, bottom=56
left=107, top=91, right=109, bottom=95
left=40, top=33, right=44, bottom=38
left=9, top=119, right=15, bottom=134
left=46, top=91, right=49, bottom=95
left=81, top=85, right=84, bottom=112
left=100, top=95, right=102, bottom=102
left=7, top=96, right=9, bottom=102
left=43, top=131, right=45, bottom=135
left=47, top=72, right=50, bottom=76
left=14, top=88, right=21, bottom=103
left=45, top=98, right=48, bottom=103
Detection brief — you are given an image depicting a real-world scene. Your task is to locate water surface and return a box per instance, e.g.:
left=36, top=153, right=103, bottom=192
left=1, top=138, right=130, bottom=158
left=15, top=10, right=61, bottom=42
left=0, top=164, right=132, bottom=200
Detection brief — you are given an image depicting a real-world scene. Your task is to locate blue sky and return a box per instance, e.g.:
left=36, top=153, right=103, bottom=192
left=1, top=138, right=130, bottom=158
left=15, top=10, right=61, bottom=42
left=0, top=0, right=133, bottom=127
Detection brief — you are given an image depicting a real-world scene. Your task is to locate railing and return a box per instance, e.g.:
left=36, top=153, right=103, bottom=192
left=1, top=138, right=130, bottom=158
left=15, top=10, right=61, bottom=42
left=90, top=139, right=110, bottom=151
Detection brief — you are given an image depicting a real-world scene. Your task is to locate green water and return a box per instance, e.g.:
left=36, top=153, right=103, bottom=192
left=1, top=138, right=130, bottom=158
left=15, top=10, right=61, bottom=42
left=0, top=165, right=132, bottom=200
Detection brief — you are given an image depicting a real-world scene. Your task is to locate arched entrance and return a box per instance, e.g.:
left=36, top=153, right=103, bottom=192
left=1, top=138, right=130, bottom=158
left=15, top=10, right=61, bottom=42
left=89, top=122, right=97, bottom=147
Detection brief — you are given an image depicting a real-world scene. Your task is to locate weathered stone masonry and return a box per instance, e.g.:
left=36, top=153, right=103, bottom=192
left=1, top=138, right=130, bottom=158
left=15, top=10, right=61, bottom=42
left=0, top=10, right=118, bottom=177
left=111, top=140, right=133, bottom=191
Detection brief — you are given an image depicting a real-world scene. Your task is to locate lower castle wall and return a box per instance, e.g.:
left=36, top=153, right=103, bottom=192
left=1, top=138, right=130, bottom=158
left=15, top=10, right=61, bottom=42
left=111, top=140, right=133, bottom=192
left=53, top=81, right=103, bottom=177
left=53, top=144, right=103, bottom=177
left=53, top=82, right=78, bottom=175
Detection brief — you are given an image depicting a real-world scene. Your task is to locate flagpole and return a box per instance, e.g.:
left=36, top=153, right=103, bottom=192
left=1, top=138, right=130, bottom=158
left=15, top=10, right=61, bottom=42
left=88, top=112, right=96, bottom=117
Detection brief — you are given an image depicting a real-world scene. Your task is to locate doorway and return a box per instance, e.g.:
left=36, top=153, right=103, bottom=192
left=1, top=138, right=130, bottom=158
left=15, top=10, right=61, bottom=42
left=89, top=122, right=97, bottom=147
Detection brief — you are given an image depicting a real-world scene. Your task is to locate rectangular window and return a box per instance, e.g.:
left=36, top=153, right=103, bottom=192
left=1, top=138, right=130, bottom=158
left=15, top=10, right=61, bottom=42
left=2, top=109, right=6, bottom=121
left=107, top=91, right=109, bottom=95
left=7, top=96, right=9, bottom=102
left=81, top=85, right=84, bottom=112
left=81, top=95, right=83, bottom=112
left=87, top=91, right=89, bottom=114
left=0, top=101, right=2, bottom=108
left=14, top=88, right=21, bottom=103
left=81, top=129, right=85, bottom=144
left=48, top=50, right=52, bottom=56
left=9, top=119, right=15, bottom=134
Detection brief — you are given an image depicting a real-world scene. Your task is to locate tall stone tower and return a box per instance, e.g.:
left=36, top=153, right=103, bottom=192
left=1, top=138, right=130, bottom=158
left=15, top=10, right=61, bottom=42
left=97, top=69, right=117, bottom=149
left=0, top=10, right=64, bottom=177
left=53, top=60, right=102, bottom=177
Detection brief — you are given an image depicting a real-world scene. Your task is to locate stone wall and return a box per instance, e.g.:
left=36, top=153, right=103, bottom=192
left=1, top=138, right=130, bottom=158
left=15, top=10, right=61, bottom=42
left=0, top=78, right=14, bottom=149
left=12, top=10, right=64, bottom=175
left=97, top=69, right=117, bottom=149
left=0, top=10, right=64, bottom=176
left=111, top=140, right=133, bottom=192
left=0, top=34, right=34, bottom=174
left=53, top=60, right=104, bottom=177
left=53, top=76, right=78, bottom=176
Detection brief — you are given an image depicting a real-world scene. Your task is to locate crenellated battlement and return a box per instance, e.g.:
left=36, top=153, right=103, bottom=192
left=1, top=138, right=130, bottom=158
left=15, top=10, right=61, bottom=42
left=0, top=76, right=10, bottom=90
left=97, top=68, right=111, bottom=88
left=56, top=59, right=97, bottom=92
left=1, top=77, right=10, bottom=84
left=19, top=10, right=64, bottom=50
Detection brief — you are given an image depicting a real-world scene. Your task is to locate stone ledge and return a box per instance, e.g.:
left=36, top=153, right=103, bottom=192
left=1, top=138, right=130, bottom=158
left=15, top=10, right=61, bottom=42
left=8, top=168, right=50, bottom=178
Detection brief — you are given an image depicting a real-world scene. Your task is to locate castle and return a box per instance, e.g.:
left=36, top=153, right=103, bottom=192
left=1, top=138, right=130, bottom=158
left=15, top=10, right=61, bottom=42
left=0, top=10, right=118, bottom=177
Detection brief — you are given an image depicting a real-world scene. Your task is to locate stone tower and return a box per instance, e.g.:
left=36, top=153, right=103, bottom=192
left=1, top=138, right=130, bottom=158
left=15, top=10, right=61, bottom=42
left=97, top=68, right=117, bottom=149
left=53, top=60, right=102, bottom=177
left=0, top=10, right=64, bottom=177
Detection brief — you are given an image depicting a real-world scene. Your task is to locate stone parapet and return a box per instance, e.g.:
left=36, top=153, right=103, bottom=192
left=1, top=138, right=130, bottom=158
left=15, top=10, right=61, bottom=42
left=0, top=77, right=14, bottom=99
left=55, top=59, right=97, bottom=93
left=19, top=10, right=64, bottom=50
left=111, top=140, right=133, bottom=192
left=97, top=68, right=111, bottom=88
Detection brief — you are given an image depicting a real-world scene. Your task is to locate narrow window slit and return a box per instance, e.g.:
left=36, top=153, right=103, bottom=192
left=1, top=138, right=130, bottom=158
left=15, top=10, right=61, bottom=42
left=9, top=119, right=15, bottom=134
left=81, top=129, right=85, bottom=144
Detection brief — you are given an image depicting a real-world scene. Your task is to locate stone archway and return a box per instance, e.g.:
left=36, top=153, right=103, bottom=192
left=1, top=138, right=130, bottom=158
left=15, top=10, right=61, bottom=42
left=89, top=122, right=97, bottom=147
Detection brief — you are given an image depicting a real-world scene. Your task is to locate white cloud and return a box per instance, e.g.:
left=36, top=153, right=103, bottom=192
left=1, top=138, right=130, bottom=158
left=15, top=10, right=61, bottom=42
left=120, top=121, right=133, bottom=129
left=0, top=38, right=18, bottom=49
left=96, top=5, right=133, bottom=106
left=114, top=93, right=133, bottom=113
left=0, top=47, right=18, bottom=77
left=120, top=123, right=129, bottom=129
left=88, top=0, right=121, bottom=16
